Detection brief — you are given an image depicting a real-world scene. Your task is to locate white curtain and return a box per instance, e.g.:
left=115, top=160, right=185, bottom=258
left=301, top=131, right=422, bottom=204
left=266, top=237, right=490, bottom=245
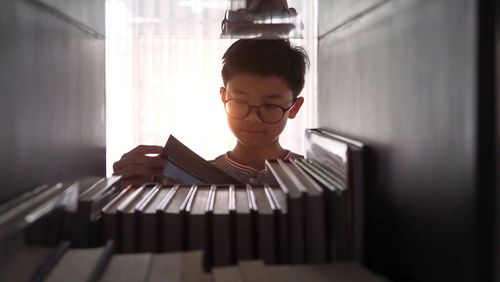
left=105, top=0, right=318, bottom=175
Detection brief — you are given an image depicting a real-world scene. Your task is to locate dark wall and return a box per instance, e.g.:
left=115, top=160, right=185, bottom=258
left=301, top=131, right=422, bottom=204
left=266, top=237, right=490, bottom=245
left=493, top=1, right=500, bottom=281
left=318, top=0, right=496, bottom=281
left=495, top=0, right=500, bottom=279
left=0, top=0, right=106, bottom=203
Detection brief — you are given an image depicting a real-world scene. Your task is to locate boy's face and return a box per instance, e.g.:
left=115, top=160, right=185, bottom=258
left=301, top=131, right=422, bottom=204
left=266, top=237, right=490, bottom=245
left=220, top=74, right=304, bottom=149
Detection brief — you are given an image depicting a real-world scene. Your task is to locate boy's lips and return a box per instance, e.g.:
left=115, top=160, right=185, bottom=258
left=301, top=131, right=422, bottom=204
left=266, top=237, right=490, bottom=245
left=241, top=129, right=264, bottom=134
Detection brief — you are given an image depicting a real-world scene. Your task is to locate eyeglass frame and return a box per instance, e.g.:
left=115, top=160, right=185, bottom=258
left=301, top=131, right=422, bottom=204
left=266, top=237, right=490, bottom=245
left=222, top=98, right=297, bottom=124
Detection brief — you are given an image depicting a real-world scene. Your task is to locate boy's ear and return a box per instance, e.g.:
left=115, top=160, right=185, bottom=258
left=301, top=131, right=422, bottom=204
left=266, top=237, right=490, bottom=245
left=220, top=87, right=226, bottom=102
left=288, top=96, right=304, bottom=119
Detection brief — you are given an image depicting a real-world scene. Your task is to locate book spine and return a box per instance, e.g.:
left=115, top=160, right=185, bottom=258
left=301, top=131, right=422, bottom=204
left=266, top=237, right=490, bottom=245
left=141, top=213, right=157, bottom=252
left=162, top=212, right=183, bottom=252
left=287, top=198, right=305, bottom=264
left=120, top=212, right=137, bottom=253
left=305, top=195, right=327, bottom=263
left=212, top=213, right=231, bottom=267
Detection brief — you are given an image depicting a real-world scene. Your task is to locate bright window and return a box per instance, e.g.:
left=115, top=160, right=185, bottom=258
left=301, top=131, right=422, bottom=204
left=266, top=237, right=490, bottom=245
left=105, top=0, right=318, bottom=175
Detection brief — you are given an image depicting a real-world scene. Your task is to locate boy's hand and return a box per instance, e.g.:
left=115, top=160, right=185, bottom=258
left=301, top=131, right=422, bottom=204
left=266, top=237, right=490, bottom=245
left=112, top=145, right=167, bottom=188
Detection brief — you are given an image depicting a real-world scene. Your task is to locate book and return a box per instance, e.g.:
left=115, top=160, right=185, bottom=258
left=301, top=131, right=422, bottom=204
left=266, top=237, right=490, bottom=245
left=265, top=159, right=305, bottom=264
left=294, top=158, right=344, bottom=261
left=117, top=184, right=156, bottom=253
left=161, top=135, right=242, bottom=185
left=267, top=186, right=288, bottom=264
left=185, top=185, right=211, bottom=252
left=304, top=128, right=366, bottom=261
left=0, top=184, right=50, bottom=215
left=0, top=182, right=79, bottom=247
left=136, top=185, right=172, bottom=252
left=277, top=159, right=327, bottom=263
left=101, top=187, right=135, bottom=252
left=234, top=185, right=256, bottom=261
left=252, top=185, right=278, bottom=265
left=210, top=185, right=233, bottom=267
left=0, top=183, right=76, bottom=230
left=71, top=176, right=122, bottom=247
left=294, top=158, right=345, bottom=192
left=158, top=185, right=194, bottom=252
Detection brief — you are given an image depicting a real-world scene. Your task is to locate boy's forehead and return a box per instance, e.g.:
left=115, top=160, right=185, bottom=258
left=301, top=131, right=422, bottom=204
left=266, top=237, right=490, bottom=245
left=226, top=74, right=293, bottom=99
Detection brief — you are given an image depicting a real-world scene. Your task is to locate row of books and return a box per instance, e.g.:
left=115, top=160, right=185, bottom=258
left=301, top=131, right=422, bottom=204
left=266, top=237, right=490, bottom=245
left=72, top=176, right=331, bottom=266
left=1, top=241, right=386, bottom=282
left=78, top=156, right=357, bottom=266
left=159, top=129, right=365, bottom=262
left=102, top=182, right=291, bottom=266
left=0, top=177, right=328, bottom=269
left=0, top=129, right=366, bottom=275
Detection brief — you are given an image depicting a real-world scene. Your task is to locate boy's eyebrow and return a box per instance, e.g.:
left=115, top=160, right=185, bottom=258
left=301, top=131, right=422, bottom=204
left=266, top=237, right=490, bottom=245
left=231, top=89, right=249, bottom=96
left=231, top=89, right=285, bottom=100
left=262, top=94, right=284, bottom=99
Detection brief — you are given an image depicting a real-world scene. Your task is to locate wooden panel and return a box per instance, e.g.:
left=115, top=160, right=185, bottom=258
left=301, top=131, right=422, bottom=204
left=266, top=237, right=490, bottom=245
left=317, top=0, right=489, bottom=281
left=36, top=0, right=105, bottom=36
left=318, top=0, right=387, bottom=38
left=0, top=0, right=105, bottom=203
left=496, top=0, right=500, bottom=277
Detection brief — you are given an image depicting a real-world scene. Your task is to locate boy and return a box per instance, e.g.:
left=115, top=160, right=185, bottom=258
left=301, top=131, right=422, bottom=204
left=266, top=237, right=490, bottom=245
left=113, top=39, right=309, bottom=187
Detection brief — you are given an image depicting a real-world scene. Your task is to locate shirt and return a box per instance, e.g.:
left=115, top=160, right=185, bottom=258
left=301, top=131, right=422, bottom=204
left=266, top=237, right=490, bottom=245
left=210, top=150, right=303, bottom=185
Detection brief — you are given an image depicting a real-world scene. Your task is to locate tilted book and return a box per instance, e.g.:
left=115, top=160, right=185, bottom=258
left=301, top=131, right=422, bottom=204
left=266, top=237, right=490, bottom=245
left=161, top=135, right=242, bottom=185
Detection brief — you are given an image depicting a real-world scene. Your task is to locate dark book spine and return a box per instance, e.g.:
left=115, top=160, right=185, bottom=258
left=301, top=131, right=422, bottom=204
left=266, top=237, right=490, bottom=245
left=277, top=209, right=288, bottom=264
left=287, top=197, right=305, bottom=264
left=336, top=191, right=349, bottom=260
left=305, top=195, right=327, bottom=263
left=266, top=186, right=288, bottom=264
left=204, top=185, right=216, bottom=271
left=119, top=211, right=138, bottom=253
left=162, top=212, right=183, bottom=252
left=188, top=215, right=206, bottom=251
left=324, top=188, right=336, bottom=262
left=247, top=185, right=258, bottom=261
left=141, top=213, right=157, bottom=252
left=212, top=214, right=232, bottom=266
left=257, top=213, right=277, bottom=265
left=350, top=148, right=365, bottom=262
left=235, top=213, right=254, bottom=261
left=102, top=213, right=119, bottom=253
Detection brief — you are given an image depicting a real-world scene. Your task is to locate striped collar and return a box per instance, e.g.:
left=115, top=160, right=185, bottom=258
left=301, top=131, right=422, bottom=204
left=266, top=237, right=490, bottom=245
left=223, top=150, right=294, bottom=173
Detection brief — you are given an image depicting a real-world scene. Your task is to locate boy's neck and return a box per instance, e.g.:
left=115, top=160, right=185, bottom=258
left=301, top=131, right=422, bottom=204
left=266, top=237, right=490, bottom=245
left=229, top=142, right=288, bottom=171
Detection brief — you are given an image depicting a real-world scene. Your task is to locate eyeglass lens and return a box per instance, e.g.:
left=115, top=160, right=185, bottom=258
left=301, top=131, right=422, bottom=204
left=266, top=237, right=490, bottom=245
left=225, top=100, right=286, bottom=123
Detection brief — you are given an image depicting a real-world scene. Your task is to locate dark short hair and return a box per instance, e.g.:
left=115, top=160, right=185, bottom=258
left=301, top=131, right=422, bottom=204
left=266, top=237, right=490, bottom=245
left=221, top=39, right=310, bottom=98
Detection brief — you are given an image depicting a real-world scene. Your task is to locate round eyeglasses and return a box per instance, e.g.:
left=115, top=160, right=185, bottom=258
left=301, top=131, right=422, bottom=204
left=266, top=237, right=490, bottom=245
left=223, top=99, right=296, bottom=124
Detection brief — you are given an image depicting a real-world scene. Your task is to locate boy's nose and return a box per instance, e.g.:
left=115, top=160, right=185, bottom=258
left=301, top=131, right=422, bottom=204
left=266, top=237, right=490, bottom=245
left=244, top=107, right=263, bottom=123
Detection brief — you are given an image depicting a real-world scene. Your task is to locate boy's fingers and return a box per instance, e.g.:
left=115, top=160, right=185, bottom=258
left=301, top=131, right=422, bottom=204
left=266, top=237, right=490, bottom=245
left=114, top=165, right=163, bottom=179
left=121, top=148, right=164, bottom=160
left=128, top=145, right=164, bottom=155
left=113, top=155, right=167, bottom=171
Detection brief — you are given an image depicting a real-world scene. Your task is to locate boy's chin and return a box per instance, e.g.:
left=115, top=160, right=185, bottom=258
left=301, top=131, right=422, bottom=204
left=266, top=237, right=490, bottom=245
left=236, top=135, right=277, bottom=148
